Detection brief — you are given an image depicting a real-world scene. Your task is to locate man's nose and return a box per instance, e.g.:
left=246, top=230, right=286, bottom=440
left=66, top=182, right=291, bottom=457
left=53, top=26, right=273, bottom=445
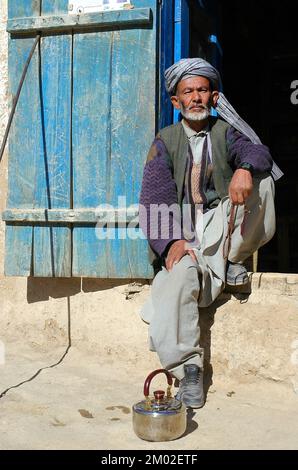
left=192, top=92, right=202, bottom=102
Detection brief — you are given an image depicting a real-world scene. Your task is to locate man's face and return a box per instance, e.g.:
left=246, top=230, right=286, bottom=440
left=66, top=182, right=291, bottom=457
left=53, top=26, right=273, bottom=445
left=170, top=76, right=218, bottom=121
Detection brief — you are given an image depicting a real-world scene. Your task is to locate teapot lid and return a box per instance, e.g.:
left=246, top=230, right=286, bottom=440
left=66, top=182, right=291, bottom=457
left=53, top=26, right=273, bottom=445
left=133, top=389, right=184, bottom=416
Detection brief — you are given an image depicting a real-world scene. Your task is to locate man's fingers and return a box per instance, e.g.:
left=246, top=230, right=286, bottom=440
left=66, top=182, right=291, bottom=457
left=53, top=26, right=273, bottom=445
left=230, top=189, right=246, bottom=205
left=237, top=193, right=245, bottom=205
left=166, top=240, right=198, bottom=271
left=229, top=190, right=238, bottom=205
left=229, top=169, right=253, bottom=205
left=167, top=252, right=196, bottom=271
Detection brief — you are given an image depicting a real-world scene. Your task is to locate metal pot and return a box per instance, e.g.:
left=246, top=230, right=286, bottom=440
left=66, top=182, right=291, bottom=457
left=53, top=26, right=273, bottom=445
left=132, top=369, right=186, bottom=442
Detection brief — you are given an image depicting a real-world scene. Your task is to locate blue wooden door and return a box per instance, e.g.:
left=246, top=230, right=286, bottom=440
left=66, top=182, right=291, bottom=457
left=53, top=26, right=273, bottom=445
left=3, top=0, right=156, bottom=278
left=159, top=0, right=223, bottom=127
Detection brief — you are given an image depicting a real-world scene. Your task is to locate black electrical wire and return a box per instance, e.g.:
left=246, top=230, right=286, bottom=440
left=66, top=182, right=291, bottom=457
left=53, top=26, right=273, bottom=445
left=0, top=296, right=72, bottom=400
left=0, top=33, right=41, bottom=163
left=0, top=0, right=43, bottom=164
left=0, top=1, right=73, bottom=402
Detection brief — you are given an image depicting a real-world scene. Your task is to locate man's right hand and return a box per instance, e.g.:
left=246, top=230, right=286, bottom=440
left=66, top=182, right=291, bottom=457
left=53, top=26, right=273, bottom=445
left=165, top=240, right=197, bottom=271
left=229, top=168, right=253, bottom=205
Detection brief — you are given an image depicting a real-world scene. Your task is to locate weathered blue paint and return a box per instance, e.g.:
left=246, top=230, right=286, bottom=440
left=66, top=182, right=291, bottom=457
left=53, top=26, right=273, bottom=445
left=5, top=0, right=73, bottom=277
left=5, top=224, right=33, bottom=276
left=108, top=14, right=156, bottom=278
left=33, top=32, right=72, bottom=277
left=8, top=0, right=40, bottom=20
left=5, top=3, right=40, bottom=276
left=2, top=208, right=139, bottom=223
left=208, top=34, right=222, bottom=117
left=34, top=0, right=71, bottom=277
left=7, top=8, right=152, bottom=34
left=173, top=0, right=189, bottom=123
left=159, top=0, right=174, bottom=130
left=6, top=0, right=221, bottom=278
left=174, top=0, right=189, bottom=61
left=72, top=30, right=112, bottom=277
left=72, top=0, right=156, bottom=278
left=42, top=0, right=69, bottom=15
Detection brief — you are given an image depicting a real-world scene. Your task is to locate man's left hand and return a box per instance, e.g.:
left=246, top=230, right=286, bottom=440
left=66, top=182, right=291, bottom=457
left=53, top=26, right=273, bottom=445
left=229, top=168, right=253, bottom=205
left=165, top=240, right=197, bottom=271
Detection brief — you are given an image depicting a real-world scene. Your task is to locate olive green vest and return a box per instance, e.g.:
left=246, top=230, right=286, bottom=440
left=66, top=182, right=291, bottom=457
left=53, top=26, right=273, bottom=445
left=148, top=117, right=233, bottom=271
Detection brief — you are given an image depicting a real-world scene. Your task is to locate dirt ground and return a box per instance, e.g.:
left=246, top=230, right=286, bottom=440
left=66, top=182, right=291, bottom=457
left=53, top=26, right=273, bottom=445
left=1, top=343, right=298, bottom=450
left=0, top=273, right=298, bottom=450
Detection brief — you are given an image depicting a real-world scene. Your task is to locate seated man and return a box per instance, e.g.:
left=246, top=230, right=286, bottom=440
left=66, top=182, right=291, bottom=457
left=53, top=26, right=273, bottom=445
left=138, top=58, right=282, bottom=409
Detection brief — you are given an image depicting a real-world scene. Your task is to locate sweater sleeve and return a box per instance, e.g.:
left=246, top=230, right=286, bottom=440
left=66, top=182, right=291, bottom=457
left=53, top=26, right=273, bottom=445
left=227, top=126, right=273, bottom=174
left=139, top=136, right=183, bottom=257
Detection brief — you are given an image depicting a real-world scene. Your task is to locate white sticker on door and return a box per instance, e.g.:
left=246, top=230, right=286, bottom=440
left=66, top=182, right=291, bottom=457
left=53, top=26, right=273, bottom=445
left=69, top=0, right=132, bottom=15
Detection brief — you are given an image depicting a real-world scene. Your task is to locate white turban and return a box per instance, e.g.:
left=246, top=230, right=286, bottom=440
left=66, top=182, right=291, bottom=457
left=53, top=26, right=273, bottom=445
left=164, top=58, right=283, bottom=181
left=165, top=57, right=221, bottom=95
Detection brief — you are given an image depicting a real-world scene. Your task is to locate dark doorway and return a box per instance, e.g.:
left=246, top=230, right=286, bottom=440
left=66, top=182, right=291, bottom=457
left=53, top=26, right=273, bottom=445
left=218, top=0, right=298, bottom=273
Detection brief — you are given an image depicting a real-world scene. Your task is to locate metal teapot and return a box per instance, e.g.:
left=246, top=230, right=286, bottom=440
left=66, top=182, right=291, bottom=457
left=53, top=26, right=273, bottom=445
left=132, top=369, right=186, bottom=442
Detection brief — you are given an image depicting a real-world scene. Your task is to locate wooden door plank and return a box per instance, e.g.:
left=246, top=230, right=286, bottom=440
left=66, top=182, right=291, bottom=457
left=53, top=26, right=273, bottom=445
left=8, top=0, right=41, bottom=19
left=72, top=30, right=113, bottom=277
left=42, top=0, right=69, bottom=15
left=6, top=0, right=72, bottom=277
left=33, top=31, right=72, bottom=277
left=5, top=1, right=42, bottom=275
left=3, top=207, right=139, bottom=223
left=107, top=1, right=156, bottom=278
left=73, top=224, right=110, bottom=277
left=159, top=0, right=174, bottom=129
left=5, top=224, right=33, bottom=277
left=72, top=0, right=155, bottom=278
left=7, top=8, right=152, bottom=34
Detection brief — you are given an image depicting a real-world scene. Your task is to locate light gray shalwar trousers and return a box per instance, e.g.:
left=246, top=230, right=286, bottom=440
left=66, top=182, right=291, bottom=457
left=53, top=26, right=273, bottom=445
left=140, top=175, right=276, bottom=380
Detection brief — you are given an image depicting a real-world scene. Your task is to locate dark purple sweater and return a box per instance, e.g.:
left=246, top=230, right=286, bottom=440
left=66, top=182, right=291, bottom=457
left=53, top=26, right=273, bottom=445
left=139, top=125, right=273, bottom=258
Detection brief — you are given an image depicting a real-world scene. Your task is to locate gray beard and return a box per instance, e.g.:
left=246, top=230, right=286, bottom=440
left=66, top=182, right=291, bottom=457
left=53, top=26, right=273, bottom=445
left=180, top=108, right=210, bottom=121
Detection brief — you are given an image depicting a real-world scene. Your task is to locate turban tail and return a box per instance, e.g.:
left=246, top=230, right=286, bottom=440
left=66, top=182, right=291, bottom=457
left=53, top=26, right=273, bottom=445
left=165, top=58, right=283, bottom=181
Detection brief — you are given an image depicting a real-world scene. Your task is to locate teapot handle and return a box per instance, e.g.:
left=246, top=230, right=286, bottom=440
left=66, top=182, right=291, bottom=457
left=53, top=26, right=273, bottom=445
left=143, top=369, right=173, bottom=398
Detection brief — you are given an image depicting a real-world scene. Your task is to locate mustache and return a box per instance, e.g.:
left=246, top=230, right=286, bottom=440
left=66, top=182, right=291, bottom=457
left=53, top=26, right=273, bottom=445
left=187, top=104, right=209, bottom=111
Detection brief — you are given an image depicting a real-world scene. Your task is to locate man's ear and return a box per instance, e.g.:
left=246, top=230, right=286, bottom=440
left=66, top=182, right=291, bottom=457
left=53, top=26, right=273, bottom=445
left=211, top=91, right=219, bottom=108
left=170, top=95, right=181, bottom=110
